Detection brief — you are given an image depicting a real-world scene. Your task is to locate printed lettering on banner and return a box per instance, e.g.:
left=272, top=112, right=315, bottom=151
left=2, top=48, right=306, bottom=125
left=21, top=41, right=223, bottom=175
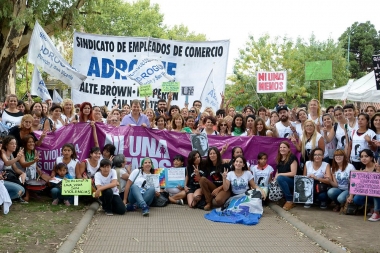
left=34, top=125, right=300, bottom=175
left=72, top=33, right=230, bottom=110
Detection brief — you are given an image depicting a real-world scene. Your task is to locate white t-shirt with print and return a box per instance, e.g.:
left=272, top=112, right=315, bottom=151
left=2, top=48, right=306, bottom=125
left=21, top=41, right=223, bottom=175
left=250, top=165, right=274, bottom=187
left=128, top=169, right=152, bottom=188
left=334, top=164, right=355, bottom=190
left=94, top=169, right=119, bottom=195
left=305, top=161, right=328, bottom=179
left=350, top=129, right=376, bottom=162
left=56, top=156, right=78, bottom=178
left=226, top=170, right=253, bottom=195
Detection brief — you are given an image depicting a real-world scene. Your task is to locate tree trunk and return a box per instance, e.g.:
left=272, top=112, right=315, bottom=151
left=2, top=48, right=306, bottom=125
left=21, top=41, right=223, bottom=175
left=0, top=0, right=88, bottom=101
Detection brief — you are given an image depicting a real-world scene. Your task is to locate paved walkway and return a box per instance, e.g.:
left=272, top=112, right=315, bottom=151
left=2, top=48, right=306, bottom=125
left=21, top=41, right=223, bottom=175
left=78, top=205, right=323, bottom=253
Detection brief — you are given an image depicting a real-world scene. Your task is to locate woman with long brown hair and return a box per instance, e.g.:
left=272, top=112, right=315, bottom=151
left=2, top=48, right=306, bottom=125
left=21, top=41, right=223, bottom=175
left=275, top=141, right=299, bottom=211
left=79, top=102, right=95, bottom=122
left=326, top=149, right=355, bottom=212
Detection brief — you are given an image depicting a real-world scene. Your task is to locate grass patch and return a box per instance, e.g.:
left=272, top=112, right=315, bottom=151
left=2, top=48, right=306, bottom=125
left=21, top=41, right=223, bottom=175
left=0, top=195, right=89, bottom=253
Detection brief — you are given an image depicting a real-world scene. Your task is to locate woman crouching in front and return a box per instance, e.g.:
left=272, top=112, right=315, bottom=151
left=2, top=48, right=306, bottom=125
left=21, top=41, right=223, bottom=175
left=222, top=155, right=266, bottom=199
left=123, top=157, right=160, bottom=217
left=94, top=159, right=125, bottom=216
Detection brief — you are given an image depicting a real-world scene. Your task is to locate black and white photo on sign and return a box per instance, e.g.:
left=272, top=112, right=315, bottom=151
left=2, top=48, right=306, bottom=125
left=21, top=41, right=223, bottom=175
left=145, top=174, right=160, bottom=192
left=190, top=133, right=209, bottom=157
left=293, top=176, right=313, bottom=204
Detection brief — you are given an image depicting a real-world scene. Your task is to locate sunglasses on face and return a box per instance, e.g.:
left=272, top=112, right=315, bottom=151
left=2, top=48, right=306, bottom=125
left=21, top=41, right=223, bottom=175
left=189, top=110, right=195, bottom=113
left=220, top=124, right=227, bottom=126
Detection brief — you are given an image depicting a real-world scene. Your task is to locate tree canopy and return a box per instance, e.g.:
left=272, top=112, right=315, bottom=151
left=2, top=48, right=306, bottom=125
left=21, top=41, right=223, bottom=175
left=338, top=21, right=380, bottom=79
left=1, top=0, right=206, bottom=100
left=226, top=34, right=350, bottom=109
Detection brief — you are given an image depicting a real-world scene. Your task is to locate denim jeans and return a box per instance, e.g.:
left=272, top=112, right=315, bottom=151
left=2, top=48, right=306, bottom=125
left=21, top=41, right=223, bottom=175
left=4, top=181, right=25, bottom=199
left=51, top=187, right=73, bottom=203
left=128, top=184, right=155, bottom=208
left=354, top=195, right=380, bottom=212
left=317, top=192, right=328, bottom=202
left=276, top=175, right=294, bottom=202
left=99, top=188, right=125, bottom=215
left=327, top=188, right=348, bottom=204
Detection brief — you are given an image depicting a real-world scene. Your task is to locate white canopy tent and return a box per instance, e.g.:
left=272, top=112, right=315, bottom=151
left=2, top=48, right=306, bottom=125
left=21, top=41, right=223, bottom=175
left=323, top=79, right=354, bottom=100
left=323, top=71, right=380, bottom=102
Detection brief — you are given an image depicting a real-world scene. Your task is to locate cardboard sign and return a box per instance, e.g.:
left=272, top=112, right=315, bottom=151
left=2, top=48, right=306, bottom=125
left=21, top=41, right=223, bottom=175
left=256, top=71, right=287, bottom=93
left=349, top=171, right=380, bottom=197
left=62, top=179, right=92, bottom=195
left=139, top=84, right=152, bottom=97
left=161, top=82, right=180, bottom=92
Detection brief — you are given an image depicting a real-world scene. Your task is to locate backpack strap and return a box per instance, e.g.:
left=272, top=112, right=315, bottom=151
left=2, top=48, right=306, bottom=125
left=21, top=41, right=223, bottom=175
left=333, top=123, right=338, bottom=132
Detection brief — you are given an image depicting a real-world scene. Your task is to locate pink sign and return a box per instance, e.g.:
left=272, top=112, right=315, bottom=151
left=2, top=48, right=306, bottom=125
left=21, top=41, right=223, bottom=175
left=34, top=123, right=300, bottom=175
left=349, top=171, right=380, bottom=197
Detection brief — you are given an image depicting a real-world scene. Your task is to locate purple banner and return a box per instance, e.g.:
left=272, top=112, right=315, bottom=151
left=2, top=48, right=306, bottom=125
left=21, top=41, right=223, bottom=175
left=35, top=123, right=299, bottom=174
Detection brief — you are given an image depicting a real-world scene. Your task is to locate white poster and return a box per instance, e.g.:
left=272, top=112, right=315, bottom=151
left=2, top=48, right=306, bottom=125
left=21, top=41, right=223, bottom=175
left=256, top=71, right=287, bottom=93
left=27, top=21, right=87, bottom=89
left=145, top=174, right=160, bottom=192
left=72, top=32, right=229, bottom=109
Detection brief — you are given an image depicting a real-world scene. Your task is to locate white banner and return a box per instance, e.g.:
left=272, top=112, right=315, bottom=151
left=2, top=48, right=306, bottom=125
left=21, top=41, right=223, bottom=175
left=53, top=90, right=63, bottom=103
left=256, top=71, right=287, bottom=93
left=72, top=32, right=229, bottom=109
left=200, top=69, right=219, bottom=112
left=27, top=21, right=87, bottom=89
left=31, top=66, right=52, bottom=101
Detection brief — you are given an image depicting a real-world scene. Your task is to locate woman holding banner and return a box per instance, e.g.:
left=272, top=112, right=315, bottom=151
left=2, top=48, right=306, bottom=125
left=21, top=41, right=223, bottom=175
left=78, top=102, right=95, bottom=123
left=348, top=149, right=380, bottom=221
left=231, top=114, right=246, bottom=136
left=61, top=99, right=77, bottom=123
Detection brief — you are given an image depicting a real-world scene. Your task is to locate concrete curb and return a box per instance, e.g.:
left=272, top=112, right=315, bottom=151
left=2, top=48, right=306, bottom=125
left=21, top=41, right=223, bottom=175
left=269, top=203, right=346, bottom=253
left=57, top=201, right=99, bottom=253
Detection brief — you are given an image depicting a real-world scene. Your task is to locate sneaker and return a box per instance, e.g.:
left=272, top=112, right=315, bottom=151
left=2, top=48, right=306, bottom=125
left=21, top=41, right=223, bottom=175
left=367, top=208, right=374, bottom=216
left=52, top=199, right=59, bottom=205
left=320, top=202, right=327, bottom=209
left=176, top=199, right=184, bottom=206
left=19, top=198, right=28, bottom=204
left=304, top=203, right=311, bottom=208
left=125, top=203, right=136, bottom=212
left=64, top=200, right=71, bottom=206
left=282, top=202, right=296, bottom=211
left=368, top=213, right=380, bottom=222
left=105, top=211, right=113, bottom=216
left=141, top=205, right=149, bottom=217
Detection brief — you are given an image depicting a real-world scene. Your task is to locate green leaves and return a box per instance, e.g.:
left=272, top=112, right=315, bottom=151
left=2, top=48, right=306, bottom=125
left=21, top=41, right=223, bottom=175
left=226, top=34, right=350, bottom=109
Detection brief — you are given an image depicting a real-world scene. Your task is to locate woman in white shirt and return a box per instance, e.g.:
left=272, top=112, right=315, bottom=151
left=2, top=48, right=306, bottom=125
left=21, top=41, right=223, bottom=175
left=222, top=155, right=266, bottom=199
left=123, top=157, right=160, bottom=217
left=43, top=104, right=65, bottom=131
left=302, top=148, right=332, bottom=209
left=326, top=149, right=355, bottom=212
left=347, top=113, right=376, bottom=170
left=94, top=159, right=125, bottom=215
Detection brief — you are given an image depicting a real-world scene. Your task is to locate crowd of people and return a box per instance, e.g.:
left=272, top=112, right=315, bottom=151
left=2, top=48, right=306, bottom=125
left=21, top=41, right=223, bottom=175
left=0, top=93, right=380, bottom=221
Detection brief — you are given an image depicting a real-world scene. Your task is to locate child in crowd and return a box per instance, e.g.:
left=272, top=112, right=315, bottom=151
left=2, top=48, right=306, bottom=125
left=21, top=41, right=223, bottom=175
left=112, top=154, right=131, bottom=200
left=250, top=152, right=274, bottom=195
left=51, top=163, right=74, bottom=206
left=94, top=159, right=125, bottom=216
left=51, top=143, right=78, bottom=178
left=166, top=155, right=186, bottom=205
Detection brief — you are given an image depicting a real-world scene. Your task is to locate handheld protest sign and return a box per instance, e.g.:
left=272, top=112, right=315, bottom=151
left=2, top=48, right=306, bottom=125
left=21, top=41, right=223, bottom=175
left=349, top=171, right=380, bottom=221
left=293, top=176, right=313, bottom=204
left=62, top=179, right=92, bottom=206
left=161, top=82, right=180, bottom=93
left=138, top=84, right=153, bottom=97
